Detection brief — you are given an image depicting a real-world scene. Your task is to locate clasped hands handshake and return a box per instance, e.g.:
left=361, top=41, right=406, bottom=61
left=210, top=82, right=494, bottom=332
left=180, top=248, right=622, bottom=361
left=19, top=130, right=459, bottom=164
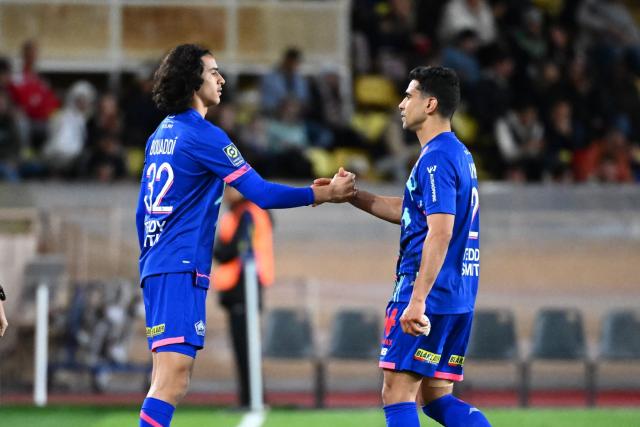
left=310, top=167, right=358, bottom=206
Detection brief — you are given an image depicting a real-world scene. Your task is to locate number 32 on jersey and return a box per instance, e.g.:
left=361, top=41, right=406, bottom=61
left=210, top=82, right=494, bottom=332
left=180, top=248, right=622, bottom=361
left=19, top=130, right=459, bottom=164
left=144, top=162, right=174, bottom=215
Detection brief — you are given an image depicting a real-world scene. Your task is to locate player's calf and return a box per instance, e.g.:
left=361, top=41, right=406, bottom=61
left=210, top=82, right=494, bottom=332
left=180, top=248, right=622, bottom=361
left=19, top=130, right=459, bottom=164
left=422, top=393, right=491, bottom=427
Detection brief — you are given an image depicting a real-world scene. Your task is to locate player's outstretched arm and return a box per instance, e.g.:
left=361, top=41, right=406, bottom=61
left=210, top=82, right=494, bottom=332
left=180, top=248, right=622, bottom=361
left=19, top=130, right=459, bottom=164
left=232, top=168, right=356, bottom=209
left=314, top=168, right=402, bottom=223
left=349, top=190, right=403, bottom=225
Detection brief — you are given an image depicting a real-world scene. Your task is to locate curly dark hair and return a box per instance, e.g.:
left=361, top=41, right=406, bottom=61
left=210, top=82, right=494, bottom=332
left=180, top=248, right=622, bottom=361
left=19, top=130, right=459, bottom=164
left=409, top=66, right=460, bottom=119
left=152, top=44, right=211, bottom=113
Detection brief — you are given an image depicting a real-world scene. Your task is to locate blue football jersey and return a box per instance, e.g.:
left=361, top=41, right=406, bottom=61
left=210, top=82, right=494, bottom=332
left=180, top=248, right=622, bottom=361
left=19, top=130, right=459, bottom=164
left=136, top=108, right=254, bottom=288
left=393, top=132, right=480, bottom=314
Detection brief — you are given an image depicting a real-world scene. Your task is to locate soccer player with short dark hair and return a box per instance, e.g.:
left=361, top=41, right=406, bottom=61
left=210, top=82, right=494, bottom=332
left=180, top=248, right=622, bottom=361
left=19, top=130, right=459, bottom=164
left=136, top=44, right=355, bottom=427
left=321, top=66, right=490, bottom=426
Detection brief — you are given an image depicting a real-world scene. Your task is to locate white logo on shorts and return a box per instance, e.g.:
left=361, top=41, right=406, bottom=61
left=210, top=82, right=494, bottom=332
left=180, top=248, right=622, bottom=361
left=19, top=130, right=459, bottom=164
left=194, top=320, right=206, bottom=336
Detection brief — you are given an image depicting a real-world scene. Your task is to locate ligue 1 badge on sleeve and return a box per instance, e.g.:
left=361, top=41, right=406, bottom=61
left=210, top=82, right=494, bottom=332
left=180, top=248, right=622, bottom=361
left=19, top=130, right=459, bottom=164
left=223, top=143, right=244, bottom=167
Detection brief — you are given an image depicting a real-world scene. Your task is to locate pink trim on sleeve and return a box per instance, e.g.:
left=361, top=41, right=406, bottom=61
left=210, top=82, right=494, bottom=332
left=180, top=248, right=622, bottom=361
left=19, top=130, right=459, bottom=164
left=140, top=411, right=163, bottom=427
left=223, top=164, right=251, bottom=183
left=152, top=336, right=185, bottom=350
left=434, top=371, right=464, bottom=381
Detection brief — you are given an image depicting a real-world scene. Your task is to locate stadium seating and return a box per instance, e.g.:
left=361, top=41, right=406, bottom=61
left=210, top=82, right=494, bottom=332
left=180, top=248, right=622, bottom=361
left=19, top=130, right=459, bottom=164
left=263, top=307, right=323, bottom=406
left=465, top=309, right=526, bottom=405
left=328, top=309, right=380, bottom=360
left=48, top=280, right=151, bottom=393
left=263, top=308, right=315, bottom=359
left=315, top=309, right=381, bottom=407
left=599, top=309, right=640, bottom=360
left=594, top=309, right=640, bottom=397
left=522, top=308, right=595, bottom=406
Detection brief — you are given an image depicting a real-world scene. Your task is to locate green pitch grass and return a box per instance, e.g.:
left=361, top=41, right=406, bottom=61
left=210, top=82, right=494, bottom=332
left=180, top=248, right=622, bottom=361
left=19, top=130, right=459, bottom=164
left=1, top=406, right=639, bottom=426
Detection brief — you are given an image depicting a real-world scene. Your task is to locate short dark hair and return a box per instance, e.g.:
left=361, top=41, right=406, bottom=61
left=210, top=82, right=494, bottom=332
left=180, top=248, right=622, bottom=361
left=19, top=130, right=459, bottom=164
left=408, top=66, right=460, bottom=119
left=152, top=44, right=211, bottom=113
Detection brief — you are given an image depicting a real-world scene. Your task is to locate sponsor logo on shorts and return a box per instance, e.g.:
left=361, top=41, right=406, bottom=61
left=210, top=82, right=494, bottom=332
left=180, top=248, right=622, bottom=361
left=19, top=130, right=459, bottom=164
left=223, top=143, right=244, bottom=167
left=448, top=355, right=465, bottom=367
left=381, top=338, right=393, bottom=346
left=414, top=348, right=441, bottom=365
left=194, top=320, right=206, bottom=336
left=146, top=324, right=165, bottom=337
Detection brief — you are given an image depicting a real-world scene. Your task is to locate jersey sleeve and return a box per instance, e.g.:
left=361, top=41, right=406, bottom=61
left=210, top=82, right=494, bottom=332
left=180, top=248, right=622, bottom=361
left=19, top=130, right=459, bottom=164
left=417, top=150, right=457, bottom=216
left=186, top=124, right=253, bottom=185
left=232, top=168, right=314, bottom=209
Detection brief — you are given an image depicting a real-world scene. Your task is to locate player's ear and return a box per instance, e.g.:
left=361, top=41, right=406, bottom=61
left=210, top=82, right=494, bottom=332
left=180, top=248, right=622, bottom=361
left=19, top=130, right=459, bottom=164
left=425, top=96, right=438, bottom=115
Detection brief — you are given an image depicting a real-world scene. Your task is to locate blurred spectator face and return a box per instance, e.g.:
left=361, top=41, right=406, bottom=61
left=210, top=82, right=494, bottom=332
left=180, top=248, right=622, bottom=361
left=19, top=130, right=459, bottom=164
left=569, top=57, right=589, bottom=87
left=542, top=61, right=561, bottom=84
left=466, top=0, right=481, bottom=11
left=75, top=95, right=91, bottom=115
left=96, top=162, right=115, bottom=182
left=391, top=0, right=412, bottom=20
left=495, top=57, right=514, bottom=78
left=278, top=98, right=302, bottom=122
left=524, top=8, right=543, bottom=35
left=551, top=100, right=572, bottom=133
left=549, top=25, right=568, bottom=49
left=605, top=128, right=628, bottom=151
left=100, top=94, right=118, bottom=117
left=98, top=135, right=120, bottom=155
left=457, top=30, right=480, bottom=53
left=518, top=105, right=538, bottom=127
left=282, top=48, right=301, bottom=75
left=598, top=156, right=619, bottom=182
left=97, top=94, right=121, bottom=133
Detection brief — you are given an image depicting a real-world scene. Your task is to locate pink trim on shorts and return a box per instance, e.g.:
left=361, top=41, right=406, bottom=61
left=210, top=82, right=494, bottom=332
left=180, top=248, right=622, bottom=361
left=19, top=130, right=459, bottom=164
left=379, top=361, right=396, bottom=369
left=196, top=270, right=210, bottom=279
left=434, top=371, right=463, bottom=381
left=140, top=410, right=163, bottom=427
left=223, top=164, right=251, bottom=183
left=152, top=336, right=185, bottom=350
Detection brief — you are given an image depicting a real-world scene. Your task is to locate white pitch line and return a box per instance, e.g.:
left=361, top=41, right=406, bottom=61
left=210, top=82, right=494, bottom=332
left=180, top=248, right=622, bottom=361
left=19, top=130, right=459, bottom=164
left=236, top=410, right=267, bottom=427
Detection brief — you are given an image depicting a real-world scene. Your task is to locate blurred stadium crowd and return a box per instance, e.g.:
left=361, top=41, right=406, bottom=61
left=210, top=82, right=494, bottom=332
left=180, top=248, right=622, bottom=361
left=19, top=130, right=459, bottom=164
left=0, top=0, right=640, bottom=183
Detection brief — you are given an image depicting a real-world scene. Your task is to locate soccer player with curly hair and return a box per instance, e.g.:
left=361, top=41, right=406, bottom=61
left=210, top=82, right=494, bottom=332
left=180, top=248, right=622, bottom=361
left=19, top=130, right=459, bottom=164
left=136, top=44, right=355, bottom=427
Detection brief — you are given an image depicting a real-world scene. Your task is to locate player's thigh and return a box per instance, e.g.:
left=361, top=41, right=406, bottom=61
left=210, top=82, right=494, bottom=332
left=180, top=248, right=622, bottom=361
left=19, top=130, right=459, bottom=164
left=152, top=351, right=195, bottom=389
left=382, top=369, right=423, bottom=404
left=420, top=377, right=454, bottom=404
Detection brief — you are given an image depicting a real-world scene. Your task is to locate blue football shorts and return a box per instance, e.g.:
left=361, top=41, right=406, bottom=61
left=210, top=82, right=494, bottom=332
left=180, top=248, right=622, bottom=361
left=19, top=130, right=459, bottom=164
left=142, top=272, right=208, bottom=358
left=379, top=301, right=473, bottom=381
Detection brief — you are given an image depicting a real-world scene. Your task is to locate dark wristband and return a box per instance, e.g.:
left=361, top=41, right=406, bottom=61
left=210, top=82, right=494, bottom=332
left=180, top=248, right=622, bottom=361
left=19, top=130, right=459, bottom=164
left=0, top=285, right=5, bottom=301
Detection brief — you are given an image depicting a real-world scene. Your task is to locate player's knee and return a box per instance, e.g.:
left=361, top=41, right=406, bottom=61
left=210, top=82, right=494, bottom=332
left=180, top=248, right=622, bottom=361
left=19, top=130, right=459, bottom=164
left=170, top=364, right=192, bottom=401
left=381, top=376, right=407, bottom=405
left=151, top=361, right=193, bottom=404
left=421, top=379, right=454, bottom=404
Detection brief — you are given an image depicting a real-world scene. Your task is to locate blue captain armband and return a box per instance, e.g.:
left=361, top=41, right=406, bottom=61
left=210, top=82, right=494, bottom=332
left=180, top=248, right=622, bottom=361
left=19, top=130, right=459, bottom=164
left=232, top=169, right=314, bottom=209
